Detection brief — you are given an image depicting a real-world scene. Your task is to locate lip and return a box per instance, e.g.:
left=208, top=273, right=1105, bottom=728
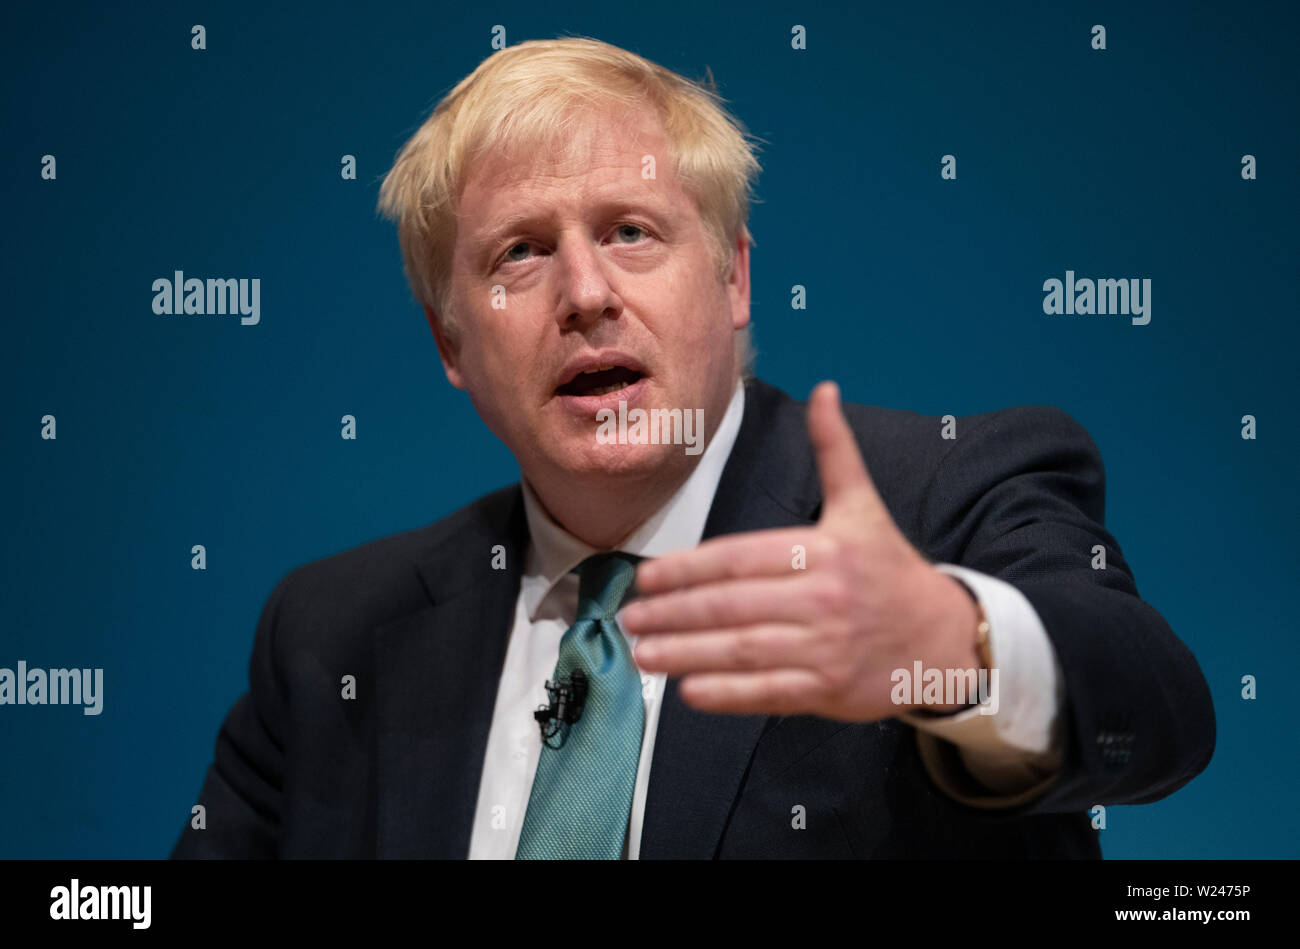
left=554, top=349, right=648, bottom=391
left=554, top=374, right=649, bottom=416
left=552, top=349, right=649, bottom=415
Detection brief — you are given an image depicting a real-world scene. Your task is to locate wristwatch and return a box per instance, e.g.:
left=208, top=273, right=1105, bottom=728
left=948, top=575, right=994, bottom=672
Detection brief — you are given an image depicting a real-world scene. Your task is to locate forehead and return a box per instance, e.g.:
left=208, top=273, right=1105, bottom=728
left=457, top=106, right=692, bottom=229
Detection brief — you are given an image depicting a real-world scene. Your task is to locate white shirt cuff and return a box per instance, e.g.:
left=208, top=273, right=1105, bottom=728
left=898, top=563, right=1066, bottom=797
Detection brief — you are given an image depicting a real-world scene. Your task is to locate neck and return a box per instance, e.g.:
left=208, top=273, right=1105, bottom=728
left=525, top=453, right=699, bottom=550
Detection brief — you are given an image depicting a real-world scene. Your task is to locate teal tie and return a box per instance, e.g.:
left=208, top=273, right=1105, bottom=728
left=515, top=552, right=645, bottom=860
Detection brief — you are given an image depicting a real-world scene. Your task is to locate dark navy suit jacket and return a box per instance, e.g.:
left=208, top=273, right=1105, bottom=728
left=171, top=378, right=1215, bottom=858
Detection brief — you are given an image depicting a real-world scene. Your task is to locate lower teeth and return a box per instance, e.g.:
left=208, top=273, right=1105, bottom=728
left=584, top=382, right=631, bottom=397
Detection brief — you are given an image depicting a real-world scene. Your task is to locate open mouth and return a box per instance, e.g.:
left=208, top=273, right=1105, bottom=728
left=556, top=365, right=644, bottom=398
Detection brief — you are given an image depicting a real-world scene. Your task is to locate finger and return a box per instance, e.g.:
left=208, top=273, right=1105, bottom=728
left=807, top=381, right=881, bottom=510
left=635, top=528, right=824, bottom=594
left=633, top=624, right=818, bottom=676
left=620, top=575, right=824, bottom=634
left=678, top=668, right=829, bottom=716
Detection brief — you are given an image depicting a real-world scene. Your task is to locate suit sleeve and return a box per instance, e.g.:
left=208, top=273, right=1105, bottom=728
left=170, top=573, right=294, bottom=858
left=912, top=405, right=1215, bottom=816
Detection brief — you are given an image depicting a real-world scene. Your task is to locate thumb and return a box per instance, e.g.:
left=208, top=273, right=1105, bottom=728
left=808, top=381, right=880, bottom=510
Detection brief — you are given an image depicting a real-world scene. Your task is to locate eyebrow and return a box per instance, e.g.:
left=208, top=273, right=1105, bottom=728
left=469, top=197, right=675, bottom=258
left=471, top=211, right=539, bottom=256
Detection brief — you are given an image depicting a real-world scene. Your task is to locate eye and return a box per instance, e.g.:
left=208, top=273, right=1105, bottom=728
left=612, top=223, right=649, bottom=243
left=494, top=223, right=652, bottom=270
left=502, top=240, right=535, bottom=264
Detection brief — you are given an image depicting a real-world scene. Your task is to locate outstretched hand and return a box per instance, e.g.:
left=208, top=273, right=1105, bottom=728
left=619, top=381, right=981, bottom=721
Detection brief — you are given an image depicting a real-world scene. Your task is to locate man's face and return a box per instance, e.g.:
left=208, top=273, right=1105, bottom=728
left=428, top=106, right=749, bottom=490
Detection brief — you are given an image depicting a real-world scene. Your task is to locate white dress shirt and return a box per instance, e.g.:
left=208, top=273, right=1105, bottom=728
left=467, top=380, right=1066, bottom=858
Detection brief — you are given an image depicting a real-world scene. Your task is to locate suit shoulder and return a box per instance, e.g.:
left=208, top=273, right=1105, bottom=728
left=746, top=378, right=1099, bottom=496
left=269, top=483, right=521, bottom=630
left=940, top=404, right=1106, bottom=476
left=747, top=377, right=1091, bottom=442
left=841, top=398, right=1098, bottom=461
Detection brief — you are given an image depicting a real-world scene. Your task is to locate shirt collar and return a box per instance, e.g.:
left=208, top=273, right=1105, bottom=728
left=520, top=378, right=747, bottom=621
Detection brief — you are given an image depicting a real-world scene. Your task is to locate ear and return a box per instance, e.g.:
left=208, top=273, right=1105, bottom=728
left=424, top=305, right=467, bottom=390
left=726, top=233, right=751, bottom=331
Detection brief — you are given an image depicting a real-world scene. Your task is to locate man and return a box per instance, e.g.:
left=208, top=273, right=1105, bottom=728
left=171, top=37, right=1214, bottom=859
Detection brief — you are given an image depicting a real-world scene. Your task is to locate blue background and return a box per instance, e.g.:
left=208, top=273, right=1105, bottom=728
left=2, top=0, right=1296, bottom=858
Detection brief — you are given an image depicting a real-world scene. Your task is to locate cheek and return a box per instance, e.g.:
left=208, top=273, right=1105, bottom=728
left=453, top=329, right=509, bottom=418
left=662, top=272, right=728, bottom=341
left=684, top=285, right=737, bottom=354
left=461, top=309, right=529, bottom=380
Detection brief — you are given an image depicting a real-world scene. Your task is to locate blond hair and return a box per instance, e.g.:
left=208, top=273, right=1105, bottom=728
left=376, top=36, right=761, bottom=376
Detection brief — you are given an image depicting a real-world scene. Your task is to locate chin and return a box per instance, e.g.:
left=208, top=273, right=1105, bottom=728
left=552, top=439, right=687, bottom=484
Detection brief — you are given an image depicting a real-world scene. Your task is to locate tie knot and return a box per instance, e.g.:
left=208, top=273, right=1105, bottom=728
left=575, top=552, right=641, bottom=621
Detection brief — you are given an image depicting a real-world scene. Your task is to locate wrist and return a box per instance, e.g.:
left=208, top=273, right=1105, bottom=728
left=921, top=570, right=988, bottom=713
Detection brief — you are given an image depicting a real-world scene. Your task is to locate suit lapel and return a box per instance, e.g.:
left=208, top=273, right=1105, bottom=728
left=375, top=490, right=528, bottom=858
left=374, top=381, right=820, bottom=859
left=640, top=379, right=822, bottom=858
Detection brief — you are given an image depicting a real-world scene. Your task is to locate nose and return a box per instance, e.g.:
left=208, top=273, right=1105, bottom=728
left=553, top=232, right=623, bottom=330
